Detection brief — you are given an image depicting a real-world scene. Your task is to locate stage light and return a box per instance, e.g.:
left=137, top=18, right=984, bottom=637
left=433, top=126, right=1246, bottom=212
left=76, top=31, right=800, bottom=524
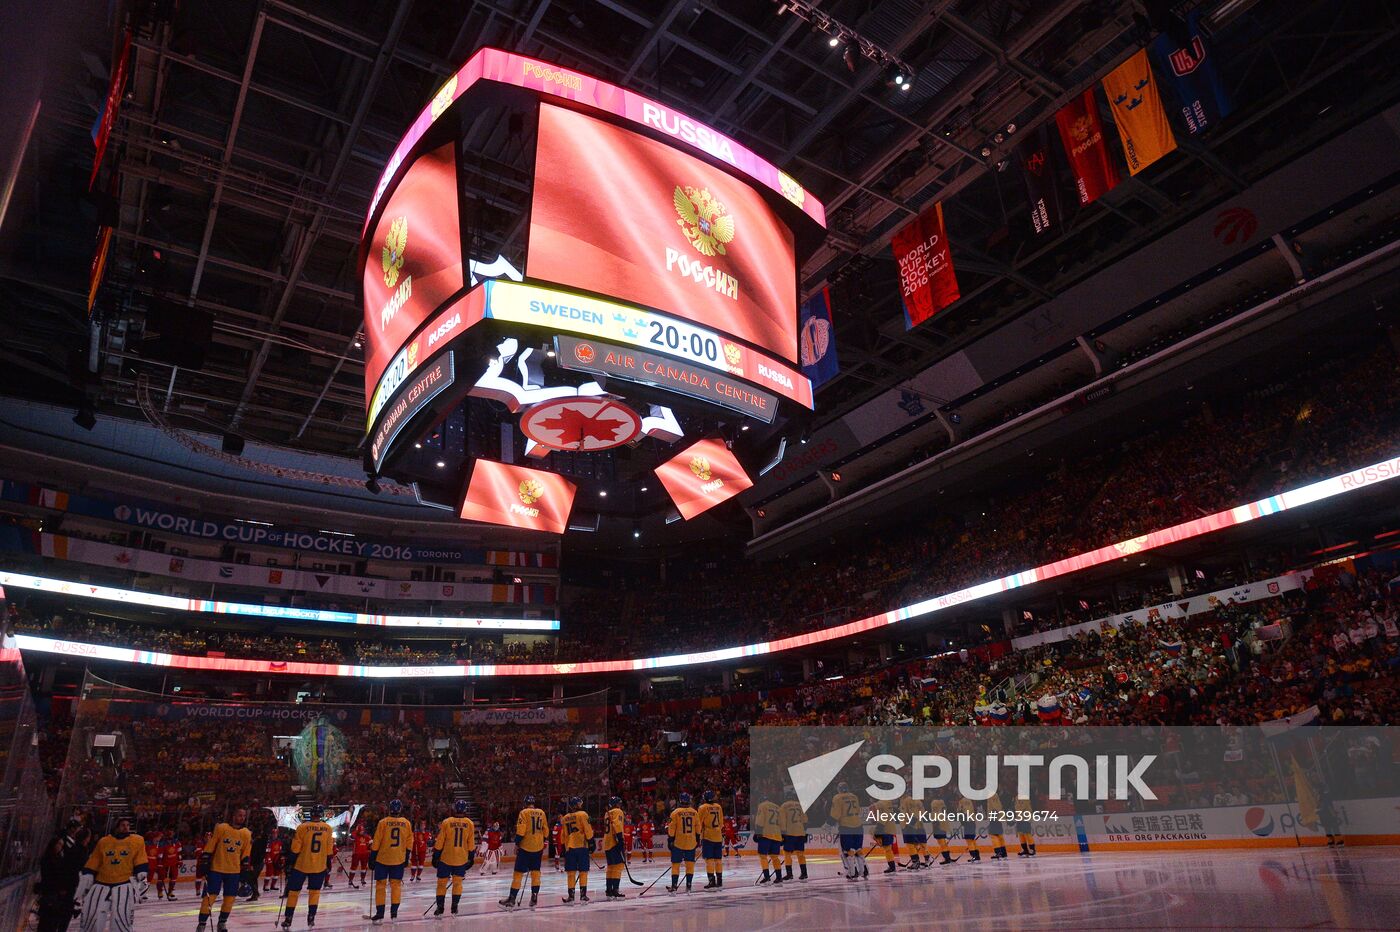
left=353, top=339, right=362, bottom=348
left=828, top=35, right=840, bottom=46
left=436, top=460, right=446, bottom=468
left=980, top=146, right=992, bottom=158
left=599, top=490, right=608, bottom=498
left=633, top=529, right=641, bottom=539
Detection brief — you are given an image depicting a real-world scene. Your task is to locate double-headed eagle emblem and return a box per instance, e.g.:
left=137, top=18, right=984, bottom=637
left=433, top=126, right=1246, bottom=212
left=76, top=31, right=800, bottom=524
left=673, top=186, right=735, bottom=257
left=382, top=216, right=408, bottom=288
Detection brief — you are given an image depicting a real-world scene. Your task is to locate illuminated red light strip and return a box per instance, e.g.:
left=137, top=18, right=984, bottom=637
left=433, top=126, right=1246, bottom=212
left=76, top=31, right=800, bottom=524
left=364, top=48, right=826, bottom=236
left=11, top=453, right=1399, bottom=678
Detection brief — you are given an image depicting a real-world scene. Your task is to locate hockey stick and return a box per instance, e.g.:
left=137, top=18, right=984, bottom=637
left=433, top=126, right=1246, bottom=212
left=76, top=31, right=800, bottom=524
left=591, top=850, right=644, bottom=886
left=330, top=852, right=358, bottom=889
left=636, top=864, right=674, bottom=898
left=271, top=887, right=288, bottom=928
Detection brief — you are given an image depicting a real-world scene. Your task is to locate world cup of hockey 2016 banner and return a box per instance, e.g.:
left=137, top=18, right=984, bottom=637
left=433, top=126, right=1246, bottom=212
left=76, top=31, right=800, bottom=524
left=654, top=437, right=753, bottom=520
left=1017, top=124, right=1063, bottom=236
left=892, top=201, right=960, bottom=329
left=1102, top=48, right=1177, bottom=175
left=797, top=288, right=839, bottom=388
left=459, top=460, right=577, bottom=534
left=1055, top=88, right=1120, bottom=206
left=1150, top=10, right=1234, bottom=136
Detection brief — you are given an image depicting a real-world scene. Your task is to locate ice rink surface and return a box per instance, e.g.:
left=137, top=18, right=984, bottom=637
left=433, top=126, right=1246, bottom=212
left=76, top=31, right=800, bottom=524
left=132, top=848, right=1400, bottom=931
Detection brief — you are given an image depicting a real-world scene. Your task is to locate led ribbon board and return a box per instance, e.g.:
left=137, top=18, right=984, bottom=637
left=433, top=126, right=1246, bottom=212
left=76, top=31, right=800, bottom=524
left=365, top=48, right=825, bottom=236
left=15, top=454, right=1397, bottom=677
left=555, top=335, right=779, bottom=423
left=0, top=571, right=558, bottom=631
left=484, top=280, right=814, bottom=408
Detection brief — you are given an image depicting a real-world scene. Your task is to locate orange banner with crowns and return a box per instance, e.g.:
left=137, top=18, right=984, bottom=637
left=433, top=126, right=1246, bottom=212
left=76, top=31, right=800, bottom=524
left=458, top=460, right=577, bottom=535
left=1102, top=48, right=1177, bottom=175
left=654, top=438, right=753, bottom=520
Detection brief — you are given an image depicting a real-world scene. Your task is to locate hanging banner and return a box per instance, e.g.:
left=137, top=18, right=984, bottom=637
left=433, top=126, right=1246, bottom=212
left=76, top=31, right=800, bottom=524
left=1016, top=124, right=1063, bottom=236
left=1102, top=48, right=1177, bottom=175
left=797, top=288, right=838, bottom=388
left=1150, top=11, right=1234, bottom=136
left=458, top=460, right=577, bottom=535
left=86, top=225, right=114, bottom=316
left=90, top=30, right=132, bottom=189
left=654, top=437, right=753, bottom=520
left=891, top=202, right=960, bottom=329
left=1054, top=88, right=1120, bottom=206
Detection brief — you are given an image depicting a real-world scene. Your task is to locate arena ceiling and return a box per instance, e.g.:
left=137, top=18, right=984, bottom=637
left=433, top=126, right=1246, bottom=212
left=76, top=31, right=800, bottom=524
left=2, top=0, right=1397, bottom=470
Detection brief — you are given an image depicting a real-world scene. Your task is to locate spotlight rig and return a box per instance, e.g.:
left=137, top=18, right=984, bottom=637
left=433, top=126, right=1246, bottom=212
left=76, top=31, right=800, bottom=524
left=776, top=0, right=916, bottom=89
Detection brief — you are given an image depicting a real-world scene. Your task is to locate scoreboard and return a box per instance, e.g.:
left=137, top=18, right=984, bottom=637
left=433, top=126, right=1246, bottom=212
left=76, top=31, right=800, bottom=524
left=359, top=48, right=827, bottom=531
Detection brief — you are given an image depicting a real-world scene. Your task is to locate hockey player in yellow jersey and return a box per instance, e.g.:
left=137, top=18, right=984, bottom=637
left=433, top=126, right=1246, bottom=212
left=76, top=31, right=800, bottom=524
left=1015, top=791, right=1038, bottom=858
left=432, top=799, right=476, bottom=917
left=281, top=806, right=334, bottom=929
left=696, top=790, right=725, bottom=890
left=601, top=796, right=628, bottom=900
left=830, top=782, right=867, bottom=880
left=985, top=790, right=1009, bottom=860
left=198, top=808, right=252, bottom=931
left=778, top=790, right=808, bottom=882
left=899, top=793, right=928, bottom=870
left=78, top=816, right=147, bottom=932
left=560, top=796, right=595, bottom=904
left=955, top=794, right=981, bottom=863
left=754, top=796, right=784, bottom=886
left=499, top=795, right=547, bottom=910
left=666, top=793, right=700, bottom=893
left=368, top=798, right=413, bottom=923
left=870, top=796, right=899, bottom=874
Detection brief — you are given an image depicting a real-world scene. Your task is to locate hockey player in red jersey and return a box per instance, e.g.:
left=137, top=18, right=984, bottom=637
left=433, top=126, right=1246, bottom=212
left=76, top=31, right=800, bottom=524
left=351, top=823, right=372, bottom=886
left=410, top=823, right=430, bottom=882
left=638, top=816, right=655, bottom=863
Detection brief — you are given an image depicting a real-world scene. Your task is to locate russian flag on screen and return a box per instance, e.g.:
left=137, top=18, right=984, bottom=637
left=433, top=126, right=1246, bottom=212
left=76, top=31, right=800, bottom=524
left=797, top=288, right=838, bottom=388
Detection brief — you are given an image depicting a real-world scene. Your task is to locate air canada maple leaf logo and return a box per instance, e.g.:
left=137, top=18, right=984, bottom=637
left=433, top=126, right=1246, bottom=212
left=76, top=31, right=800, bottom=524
left=382, top=216, right=407, bottom=287
left=674, top=185, right=735, bottom=257
left=518, top=479, right=544, bottom=506
left=690, top=456, right=712, bottom=482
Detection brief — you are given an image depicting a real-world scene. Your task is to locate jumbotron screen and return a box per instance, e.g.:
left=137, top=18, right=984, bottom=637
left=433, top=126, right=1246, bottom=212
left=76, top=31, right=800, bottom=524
left=528, top=104, right=799, bottom=363
left=362, top=142, right=464, bottom=402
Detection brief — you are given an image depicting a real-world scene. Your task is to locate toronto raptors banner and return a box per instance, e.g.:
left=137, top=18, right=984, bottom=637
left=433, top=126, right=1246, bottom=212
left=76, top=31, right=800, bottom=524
left=1016, top=124, right=1063, bottom=237
left=459, top=460, right=577, bottom=534
left=654, top=438, right=753, bottom=520
left=1054, top=89, right=1120, bottom=206
left=891, top=202, right=960, bottom=330
left=797, top=288, right=838, bottom=388
left=1150, top=11, right=1234, bottom=136
left=1102, top=48, right=1177, bottom=175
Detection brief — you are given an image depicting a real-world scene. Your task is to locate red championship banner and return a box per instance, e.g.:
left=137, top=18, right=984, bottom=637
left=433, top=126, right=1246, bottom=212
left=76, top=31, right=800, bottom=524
left=458, top=460, right=577, bottom=534
left=654, top=438, right=753, bottom=520
left=90, top=30, right=132, bottom=190
left=1054, top=88, right=1120, bottom=205
left=891, top=201, right=960, bottom=330
left=362, top=142, right=464, bottom=402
